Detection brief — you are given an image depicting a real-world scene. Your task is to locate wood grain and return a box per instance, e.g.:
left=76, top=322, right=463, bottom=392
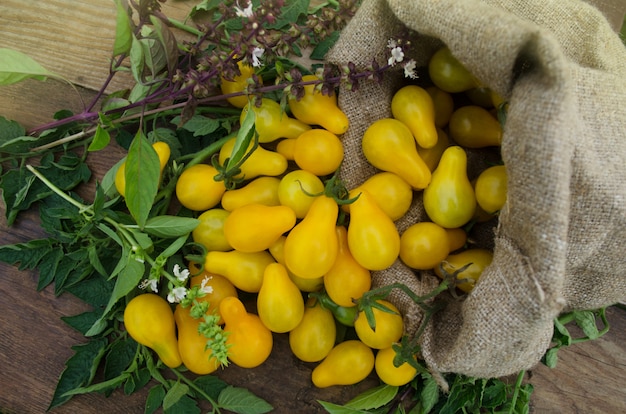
left=1, top=1, right=626, bottom=413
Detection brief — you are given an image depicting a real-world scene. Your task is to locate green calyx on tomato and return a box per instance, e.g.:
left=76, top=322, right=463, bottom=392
left=309, top=291, right=358, bottom=327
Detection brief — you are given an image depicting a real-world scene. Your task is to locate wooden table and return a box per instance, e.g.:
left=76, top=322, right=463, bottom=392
left=1, top=1, right=626, bottom=413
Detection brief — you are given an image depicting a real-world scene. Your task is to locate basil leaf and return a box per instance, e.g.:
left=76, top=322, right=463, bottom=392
left=124, top=131, right=160, bottom=228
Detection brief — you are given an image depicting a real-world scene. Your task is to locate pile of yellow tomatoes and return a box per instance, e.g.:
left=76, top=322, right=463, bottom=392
left=125, top=46, right=508, bottom=390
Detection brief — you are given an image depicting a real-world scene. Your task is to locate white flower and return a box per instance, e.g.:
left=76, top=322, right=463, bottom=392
left=388, top=46, right=404, bottom=66
left=173, top=264, right=190, bottom=283
left=235, top=1, right=254, bottom=18
left=200, top=276, right=214, bottom=295
left=167, top=287, right=188, bottom=303
left=251, top=47, right=264, bottom=67
left=387, top=39, right=398, bottom=49
left=403, top=59, right=418, bottom=79
left=138, top=278, right=158, bottom=293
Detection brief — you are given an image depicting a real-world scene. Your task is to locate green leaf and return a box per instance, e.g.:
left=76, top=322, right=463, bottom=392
left=61, top=373, right=130, bottom=397
left=88, top=124, right=111, bottom=152
left=542, top=346, right=559, bottom=368
left=269, top=0, right=310, bottom=30
left=0, top=238, right=54, bottom=271
left=310, top=30, right=340, bottom=60
left=164, top=395, right=201, bottom=414
left=345, top=384, right=398, bottom=410
left=420, top=374, right=440, bottom=413
left=144, top=216, right=199, bottom=238
left=85, top=258, right=144, bottom=336
left=124, top=130, right=160, bottom=228
left=573, top=310, right=601, bottom=340
left=226, top=108, right=256, bottom=171
left=217, top=386, right=274, bottom=414
left=113, top=0, right=133, bottom=56
left=145, top=384, right=166, bottom=414
left=481, top=379, right=507, bottom=409
left=37, top=248, right=64, bottom=291
left=150, top=15, right=179, bottom=74
left=61, top=311, right=102, bottom=335
left=0, top=116, right=26, bottom=142
left=0, top=48, right=62, bottom=85
left=104, top=338, right=138, bottom=381
left=48, top=338, right=108, bottom=410
left=163, top=382, right=190, bottom=411
left=171, top=114, right=221, bottom=137
left=130, top=35, right=146, bottom=84
left=193, top=375, right=228, bottom=401
left=317, top=401, right=369, bottom=414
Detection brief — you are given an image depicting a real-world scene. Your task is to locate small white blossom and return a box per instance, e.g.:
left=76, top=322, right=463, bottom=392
left=403, top=59, right=418, bottom=79
left=167, top=287, right=188, bottom=303
left=200, top=276, right=214, bottom=295
left=235, top=1, right=254, bottom=18
left=173, top=264, right=190, bottom=283
left=138, top=278, right=158, bottom=293
left=387, top=39, right=398, bottom=49
left=388, top=46, right=404, bottom=66
left=251, top=47, right=265, bottom=67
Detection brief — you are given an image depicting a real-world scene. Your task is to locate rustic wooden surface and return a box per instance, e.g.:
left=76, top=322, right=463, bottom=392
left=1, top=1, right=626, bottom=413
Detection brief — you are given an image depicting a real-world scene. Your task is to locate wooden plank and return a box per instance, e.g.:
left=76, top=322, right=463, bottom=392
left=1, top=1, right=625, bottom=413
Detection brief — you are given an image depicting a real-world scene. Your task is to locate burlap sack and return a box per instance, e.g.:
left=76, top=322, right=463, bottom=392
left=327, top=0, right=626, bottom=380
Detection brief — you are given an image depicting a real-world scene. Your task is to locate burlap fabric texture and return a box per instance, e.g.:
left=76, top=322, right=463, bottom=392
left=326, top=0, right=626, bottom=381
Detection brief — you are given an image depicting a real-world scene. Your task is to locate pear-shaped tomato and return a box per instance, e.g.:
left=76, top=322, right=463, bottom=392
left=449, top=105, right=502, bottom=148
left=289, top=297, right=337, bottom=363
left=288, top=74, right=349, bottom=135
left=204, top=250, right=275, bottom=293
left=344, top=172, right=413, bottom=221
left=283, top=195, right=339, bottom=279
left=174, top=304, right=220, bottom=375
left=347, top=189, right=400, bottom=271
left=257, top=263, right=305, bottom=333
left=218, top=136, right=287, bottom=180
left=240, top=98, right=310, bottom=143
left=423, top=146, right=476, bottom=228
left=391, top=85, right=438, bottom=149
left=362, top=118, right=431, bottom=190
left=223, top=204, right=296, bottom=252
left=324, top=226, right=371, bottom=307
left=220, top=296, right=273, bottom=368
left=220, top=176, right=281, bottom=211
left=311, top=340, right=375, bottom=388
left=124, top=294, right=182, bottom=368
left=268, top=236, right=324, bottom=292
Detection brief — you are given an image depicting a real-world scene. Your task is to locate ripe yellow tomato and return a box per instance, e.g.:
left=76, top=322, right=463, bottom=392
left=375, top=346, right=418, bottom=386
left=289, top=298, right=337, bottom=362
left=324, top=226, right=371, bottom=307
left=277, top=169, right=325, bottom=219
left=220, top=176, right=281, bottom=211
left=354, top=300, right=403, bottom=349
left=220, top=60, right=261, bottom=108
left=124, top=294, right=182, bottom=368
left=428, top=47, right=478, bottom=93
left=435, top=248, right=493, bottom=293
left=188, top=262, right=238, bottom=325
left=399, top=222, right=450, bottom=270
left=293, top=128, right=344, bottom=177
left=311, top=340, right=375, bottom=388
left=448, top=105, right=502, bottom=148
left=345, top=172, right=413, bottom=221
left=192, top=209, right=232, bottom=252
left=175, top=164, right=226, bottom=211
left=220, top=296, right=273, bottom=368
left=223, top=204, right=296, bottom=253
left=474, top=165, right=507, bottom=214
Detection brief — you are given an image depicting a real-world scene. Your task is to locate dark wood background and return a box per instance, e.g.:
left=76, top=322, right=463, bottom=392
left=1, top=1, right=626, bottom=413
